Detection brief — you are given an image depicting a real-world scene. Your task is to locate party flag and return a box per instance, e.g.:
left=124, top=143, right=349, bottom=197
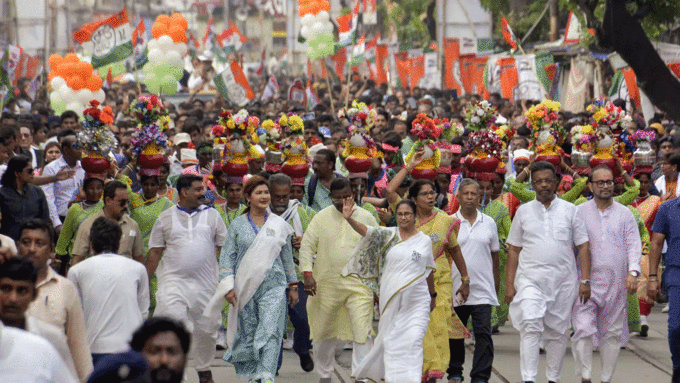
left=73, top=8, right=133, bottom=68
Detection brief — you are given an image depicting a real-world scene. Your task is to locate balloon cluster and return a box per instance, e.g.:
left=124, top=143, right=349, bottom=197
left=48, top=53, right=105, bottom=116
left=298, top=0, right=335, bottom=59
left=144, top=14, right=189, bottom=95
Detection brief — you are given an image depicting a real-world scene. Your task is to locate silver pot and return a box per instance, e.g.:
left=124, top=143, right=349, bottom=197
left=266, top=150, right=283, bottom=164
left=571, top=150, right=592, bottom=168
left=633, top=149, right=656, bottom=166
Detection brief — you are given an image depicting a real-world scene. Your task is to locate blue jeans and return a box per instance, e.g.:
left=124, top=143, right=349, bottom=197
left=92, top=353, right=112, bottom=368
left=277, top=282, right=312, bottom=370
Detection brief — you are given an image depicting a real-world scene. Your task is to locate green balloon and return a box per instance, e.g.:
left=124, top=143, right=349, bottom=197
left=51, top=99, right=66, bottom=115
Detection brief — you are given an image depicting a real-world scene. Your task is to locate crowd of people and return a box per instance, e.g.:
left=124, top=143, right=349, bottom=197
left=0, top=63, right=679, bottom=383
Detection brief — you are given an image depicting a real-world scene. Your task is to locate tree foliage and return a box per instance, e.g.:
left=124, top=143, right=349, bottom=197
left=386, top=0, right=431, bottom=50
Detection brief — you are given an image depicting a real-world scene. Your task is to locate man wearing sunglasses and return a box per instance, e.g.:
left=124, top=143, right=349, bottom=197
left=71, top=181, right=144, bottom=265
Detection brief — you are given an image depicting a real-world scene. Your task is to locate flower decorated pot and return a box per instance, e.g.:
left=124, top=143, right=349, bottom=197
left=464, top=153, right=500, bottom=174
left=282, top=153, right=310, bottom=178
left=344, top=146, right=373, bottom=174
left=633, top=141, right=656, bottom=167
left=224, top=157, right=249, bottom=177
left=589, top=147, right=615, bottom=171
left=265, top=150, right=284, bottom=173
left=138, top=144, right=164, bottom=169
left=411, top=167, right=438, bottom=181
left=81, top=152, right=110, bottom=173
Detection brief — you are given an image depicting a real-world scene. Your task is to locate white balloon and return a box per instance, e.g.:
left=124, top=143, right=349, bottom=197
left=157, top=35, right=174, bottom=50
left=148, top=49, right=163, bottom=65
left=49, top=92, right=61, bottom=105
left=76, top=89, right=93, bottom=105
left=301, top=14, right=314, bottom=26
left=50, top=77, right=66, bottom=91
left=60, top=86, right=76, bottom=102
left=147, top=39, right=159, bottom=51
left=300, top=26, right=310, bottom=39
left=324, top=22, right=334, bottom=32
left=166, top=51, right=181, bottom=67
left=315, top=11, right=329, bottom=22
left=310, top=22, right=325, bottom=36
left=94, top=89, right=105, bottom=103
left=174, top=43, right=188, bottom=57
left=66, top=102, right=84, bottom=115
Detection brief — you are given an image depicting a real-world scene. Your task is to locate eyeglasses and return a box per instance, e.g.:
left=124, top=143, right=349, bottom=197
left=418, top=191, right=437, bottom=197
left=592, top=180, right=614, bottom=187
left=331, top=196, right=352, bottom=203
left=396, top=212, right=414, bottom=218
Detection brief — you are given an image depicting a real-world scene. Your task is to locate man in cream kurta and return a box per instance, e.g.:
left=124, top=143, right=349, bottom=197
left=299, top=178, right=378, bottom=382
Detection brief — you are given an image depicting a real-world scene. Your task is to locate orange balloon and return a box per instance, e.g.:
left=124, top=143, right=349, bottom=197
left=168, top=25, right=184, bottom=41
left=320, top=2, right=330, bottom=11
left=64, top=53, right=79, bottom=63
left=176, top=34, right=187, bottom=43
left=156, top=14, right=171, bottom=26
left=48, top=54, right=62, bottom=69
left=172, top=13, right=188, bottom=30
left=151, top=23, right=169, bottom=39
left=86, top=75, right=103, bottom=91
left=48, top=72, right=56, bottom=82
left=67, top=76, right=85, bottom=91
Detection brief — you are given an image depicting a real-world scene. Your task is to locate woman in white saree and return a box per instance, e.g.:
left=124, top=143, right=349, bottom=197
left=342, top=198, right=436, bottom=383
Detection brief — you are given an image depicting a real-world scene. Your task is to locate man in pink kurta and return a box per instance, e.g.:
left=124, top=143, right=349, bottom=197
left=572, top=166, right=641, bottom=383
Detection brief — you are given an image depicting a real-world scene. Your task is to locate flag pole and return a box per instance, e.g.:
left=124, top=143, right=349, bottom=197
left=320, top=58, right=336, bottom=119
left=132, top=54, right=142, bottom=95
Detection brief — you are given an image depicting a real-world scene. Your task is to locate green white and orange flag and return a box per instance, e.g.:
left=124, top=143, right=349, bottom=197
left=73, top=8, right=133, bottom=68
left=215, top=60, right=255, bottom=107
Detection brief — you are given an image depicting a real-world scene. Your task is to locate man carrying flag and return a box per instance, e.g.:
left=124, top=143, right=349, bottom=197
left=73, top=8, right=134, bottom=69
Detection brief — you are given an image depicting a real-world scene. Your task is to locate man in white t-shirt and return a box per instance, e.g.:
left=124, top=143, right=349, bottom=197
left=448, top=179, right=499, bottom=383
left=68, top=216, right=149, bottom=367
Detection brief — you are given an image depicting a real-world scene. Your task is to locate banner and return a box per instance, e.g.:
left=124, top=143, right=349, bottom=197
left=375, top=44, right=388, bottom=85
left=215, top=60, right=255, bottom=106
left=534, top=52, right=554, bottom=94
left=288, top=78, right=306, bottom=106
left=330, top=47, right=347, bottom=82
left=563, top=58, right=588, bottom=113
left=350, top=34, right=366, bottom=67
left=395, top=52, right=410, bottom=89
left=363, top=0, right=377, bottom=25
left=514, top=54, right=544, bottom=102
left=621, top=66, right=641, bottom=109
left=409, top=55, right=425, bottom=90
left=498, top=57, right=518, bottom=100
left=73, top=8, right=133, bottom=68
left=444, top=38, right=462, bottom=92
left=472, top=56, right=488, bottom=99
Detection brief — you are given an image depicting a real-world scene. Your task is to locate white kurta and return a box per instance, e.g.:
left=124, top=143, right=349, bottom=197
left=506, top=198, right=589, bottom=333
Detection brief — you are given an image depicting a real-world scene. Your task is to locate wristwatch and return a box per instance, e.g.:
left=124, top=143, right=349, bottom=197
left=580, top=279, right=590, bottom=286
left=630, top=270, right=640, bottom=277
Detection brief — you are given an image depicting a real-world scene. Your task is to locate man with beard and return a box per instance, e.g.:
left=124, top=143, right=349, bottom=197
left=572, top=165, right=641, bottom=383
left=269, top=173, right=316, bottom=372
left=505, top=161, right=591, bottom=383
left=146, top=174, right=228, bottom=383
left=131, top=317, right=191, bottom=383
left=300, top=177, right=377, bottom=382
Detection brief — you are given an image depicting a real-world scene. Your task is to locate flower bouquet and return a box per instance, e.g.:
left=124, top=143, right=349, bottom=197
left=464, top=100, right=498, bottom=132
left=279, top=113, right=309, bottom=180
left=405, top=114, right=442, bottom=180
left=75, top=100, right=117, bottom=174
left=219, top=109, right=262, bottom=178
left=436, top=119, right=464, bottom=174
left=127, top=96, right=170, bottom=174
left=586, top=101, right=626, bottom=171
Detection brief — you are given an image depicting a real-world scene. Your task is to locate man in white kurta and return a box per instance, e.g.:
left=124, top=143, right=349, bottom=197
left=299, top=178, right=378, bottom=382
left=573, top=166, right=641, bottom=383
left=146, top=174, right=228, bottom=383
left=505, top=162, right=591, bottom=383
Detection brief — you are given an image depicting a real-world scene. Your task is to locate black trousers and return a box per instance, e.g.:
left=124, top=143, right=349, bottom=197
left=447, top=304, right=494, bottom=383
